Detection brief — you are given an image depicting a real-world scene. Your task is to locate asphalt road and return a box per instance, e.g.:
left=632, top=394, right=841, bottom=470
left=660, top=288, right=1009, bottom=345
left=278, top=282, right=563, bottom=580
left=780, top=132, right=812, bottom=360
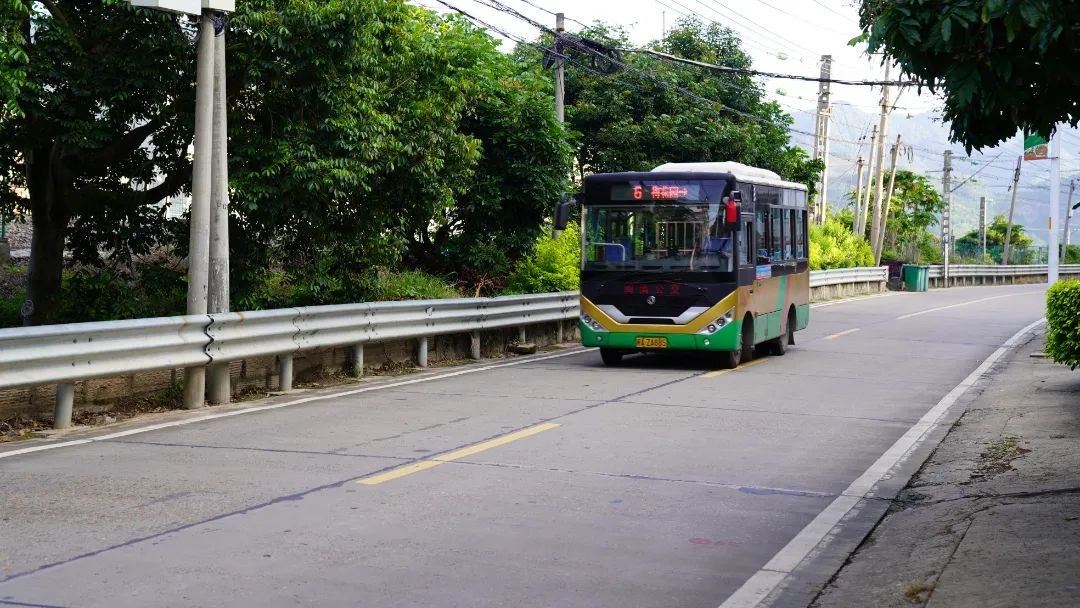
left=0, top=285, right=1048, bottom=608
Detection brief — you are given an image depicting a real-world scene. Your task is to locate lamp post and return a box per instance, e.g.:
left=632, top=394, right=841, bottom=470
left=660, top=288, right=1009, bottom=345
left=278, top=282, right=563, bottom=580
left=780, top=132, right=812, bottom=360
left=128, top=0, right=234, bottom=409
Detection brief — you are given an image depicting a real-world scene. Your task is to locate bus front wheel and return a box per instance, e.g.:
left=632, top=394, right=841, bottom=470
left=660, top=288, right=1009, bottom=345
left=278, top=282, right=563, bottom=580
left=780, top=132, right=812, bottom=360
left=600, top=348, right=624, bottom=366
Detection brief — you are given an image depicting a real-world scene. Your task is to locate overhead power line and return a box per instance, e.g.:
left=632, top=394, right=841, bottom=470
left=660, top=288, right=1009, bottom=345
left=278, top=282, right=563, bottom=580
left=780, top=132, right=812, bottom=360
left=510, top=0, right=589, bottom=28
left=621, top=48, right=917, bottom=86
left=441, top=0, right=824, bottom=139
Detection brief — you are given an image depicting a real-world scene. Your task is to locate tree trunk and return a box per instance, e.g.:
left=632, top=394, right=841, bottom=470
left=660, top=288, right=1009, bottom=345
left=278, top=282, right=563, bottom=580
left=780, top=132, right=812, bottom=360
left=24, top=145, right=72, bottom=326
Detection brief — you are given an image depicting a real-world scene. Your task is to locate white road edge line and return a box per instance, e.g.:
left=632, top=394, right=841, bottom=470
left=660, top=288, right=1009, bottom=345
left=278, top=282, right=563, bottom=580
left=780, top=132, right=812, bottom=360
left=809, top=292, right=898, bottom=309
left=0, top=349, right=591, bottom=460
left=718, top=316, right=1047, bottom=608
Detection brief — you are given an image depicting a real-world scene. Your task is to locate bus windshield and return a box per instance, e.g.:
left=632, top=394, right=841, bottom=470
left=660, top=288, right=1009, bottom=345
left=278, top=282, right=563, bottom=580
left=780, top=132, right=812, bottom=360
left=583, top=203, right=735, bottom=272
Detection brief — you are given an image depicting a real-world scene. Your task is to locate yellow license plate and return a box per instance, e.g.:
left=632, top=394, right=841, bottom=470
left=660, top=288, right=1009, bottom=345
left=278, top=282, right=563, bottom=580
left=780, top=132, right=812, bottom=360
left=636, top=337, right=668, bottom=348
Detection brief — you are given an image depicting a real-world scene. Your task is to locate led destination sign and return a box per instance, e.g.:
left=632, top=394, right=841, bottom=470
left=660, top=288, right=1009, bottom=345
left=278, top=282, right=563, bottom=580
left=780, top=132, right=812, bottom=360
left=609, top=183, right=704, bottom=201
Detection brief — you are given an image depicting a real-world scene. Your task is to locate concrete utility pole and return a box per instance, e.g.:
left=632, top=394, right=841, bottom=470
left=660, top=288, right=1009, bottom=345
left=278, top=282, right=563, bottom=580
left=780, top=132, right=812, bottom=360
left=1003, top=156, right=1022, bottom=265
left=875, top=134, right=902, bottom=264
left=554, top=13, right=565, bottom=124
left=869, top=63, right=891, bottom=260
left=812, top=55, right=833, bottom=224
left=942, top=150, right=953, bottom=283
left=1065, top=179, right=1075, bottom=254
left=852, top=156, right=864, bottom=233
left=857, top=126, right=877, bottom=237
left=183, top=11, right=216, bottom=410
left=207, top=15, right=231, bottom=405
left=1049, top=129, right=1061, bottom=284
left=979, top=196, right=988, bottom=261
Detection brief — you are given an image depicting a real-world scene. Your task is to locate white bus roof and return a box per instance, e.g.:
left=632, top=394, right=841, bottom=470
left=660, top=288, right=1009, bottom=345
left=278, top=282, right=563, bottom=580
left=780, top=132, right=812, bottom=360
left=651, top=162, right=808, bottom=191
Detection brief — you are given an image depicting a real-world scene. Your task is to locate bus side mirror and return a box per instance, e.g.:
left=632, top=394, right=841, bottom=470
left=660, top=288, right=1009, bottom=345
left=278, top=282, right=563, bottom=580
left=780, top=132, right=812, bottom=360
left=723, top=195, right=741, bottom=227
left=553, top=193, right=578, bottom=231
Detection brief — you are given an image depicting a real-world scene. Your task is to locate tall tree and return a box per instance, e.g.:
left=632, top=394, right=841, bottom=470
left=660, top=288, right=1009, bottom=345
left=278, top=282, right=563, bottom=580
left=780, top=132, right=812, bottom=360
left=857, top=0, right=1080, bottom=150
left=518, top=18, right=822, bottom=196
left=1, top=0, right=194, bottom=324
left=881, top=170, right=946, bottom=259
left=405, top=20, right=572, bottom=284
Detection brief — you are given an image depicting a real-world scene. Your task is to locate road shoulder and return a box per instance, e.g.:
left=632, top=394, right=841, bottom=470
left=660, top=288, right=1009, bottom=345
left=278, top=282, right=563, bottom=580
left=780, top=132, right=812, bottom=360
left=811, top=328, right=1080, bottom=607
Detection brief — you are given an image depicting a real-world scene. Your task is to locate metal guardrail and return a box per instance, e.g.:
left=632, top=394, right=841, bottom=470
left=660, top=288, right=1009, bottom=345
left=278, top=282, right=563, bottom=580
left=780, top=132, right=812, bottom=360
left=809, top=266, right=888, bottom=288
left=0, top=263, right=1068, bottom=428
left=0, top=293, right=579, bottom=394
left=927, top=264, right=1080, bottom=279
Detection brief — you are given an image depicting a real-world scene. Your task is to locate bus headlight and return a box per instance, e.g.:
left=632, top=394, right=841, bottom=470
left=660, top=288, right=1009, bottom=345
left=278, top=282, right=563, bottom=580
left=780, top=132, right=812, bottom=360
left=581, top=312, right=607, bottom=332
left=698, top=308, right=735, bottom=335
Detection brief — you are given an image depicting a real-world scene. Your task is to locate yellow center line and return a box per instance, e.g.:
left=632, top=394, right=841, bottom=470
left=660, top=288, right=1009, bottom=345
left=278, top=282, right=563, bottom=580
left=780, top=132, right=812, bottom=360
left=702, top=356, right=768, bottom=378
left=824, top=328, right=861, bottom=340
left=897, top=292, right=1034, bottom=320
left=357, top=422, right=560, bottom=485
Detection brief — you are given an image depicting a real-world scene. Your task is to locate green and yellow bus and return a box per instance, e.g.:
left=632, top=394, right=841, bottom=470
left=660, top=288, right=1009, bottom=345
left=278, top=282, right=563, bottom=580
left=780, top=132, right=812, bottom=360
left=558, top=162, right=810, bottom=367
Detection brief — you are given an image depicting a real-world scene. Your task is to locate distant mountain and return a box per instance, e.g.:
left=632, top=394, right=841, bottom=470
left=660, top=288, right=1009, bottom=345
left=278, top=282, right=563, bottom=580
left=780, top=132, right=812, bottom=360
left=790, top=104, right=1071, bottom=246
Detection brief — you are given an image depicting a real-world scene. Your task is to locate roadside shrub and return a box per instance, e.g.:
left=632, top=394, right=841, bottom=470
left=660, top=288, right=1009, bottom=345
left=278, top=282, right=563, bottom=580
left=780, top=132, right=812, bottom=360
left=0, top=293, right=22, bottom=328
left=363, top=271, right=461, bottom=301
left=1064, top=244, right=1080, bottom=264
left=59, top=266, right=186, bottom=323
left=1045, top=280, right=1080, bottom=369
left=809, top=217, right=875, bottom=270
left=504, top=222, right=580, bottom=294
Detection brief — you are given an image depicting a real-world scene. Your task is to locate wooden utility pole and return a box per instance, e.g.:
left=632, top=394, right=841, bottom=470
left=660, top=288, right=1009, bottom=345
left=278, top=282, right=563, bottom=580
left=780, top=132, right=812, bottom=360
left=554, top=13, right=565, bottom=124
left=874, top=134, right=902, bottom=263
left=869, top=63, right=892, bottom=259
left=853, top=156, right=865, bottom=233
left=1003, top=156, right=1022, bottom=264
left=942, top=150, right=953, bottom=282
left=857, top=126, right=878, bottom=237
left=812, top=55, right=834, bottom=224
left=1065, top=179, right=1075, bottom=254
left=979, top=196, right=988, bottom=261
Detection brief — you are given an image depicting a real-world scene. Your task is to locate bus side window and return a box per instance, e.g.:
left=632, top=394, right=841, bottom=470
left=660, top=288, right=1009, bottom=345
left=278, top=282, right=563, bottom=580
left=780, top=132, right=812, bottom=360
left=796, top=209, right=806, bottom=258
left=755, top=209, right=769, bottom=264
left=784, top=209, right=794, bottom=260
left=742, top=220, right=753, bottom=266
left=770, top=207, right=783, bottom=261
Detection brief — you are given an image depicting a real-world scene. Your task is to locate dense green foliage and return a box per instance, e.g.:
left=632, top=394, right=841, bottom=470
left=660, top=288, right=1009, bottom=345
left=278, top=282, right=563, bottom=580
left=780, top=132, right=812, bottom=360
left=0, top=0, right=28, bottom=119
left=2, top=1, right=570, bottom=322
left=809, top=216, right=875, bottom=270
left=858, top=0, right=1080, bottom=150
left=1045, top=280, right=1080, bottom=369
left=4, top=6, right=830, bottom=325
left=878, top=170, right=946, bottom=263
left=957, top=214, right=1035, bottom=263
left=2, top=0, right=196, bottom=323
left=504, top=222, right=581, bottom=295
left=1065, top=244, right=1080, bottom=264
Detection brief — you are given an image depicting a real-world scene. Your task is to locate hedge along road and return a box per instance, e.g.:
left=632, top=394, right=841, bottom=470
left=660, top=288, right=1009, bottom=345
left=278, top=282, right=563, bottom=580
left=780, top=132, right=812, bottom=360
left=0, top=285, right=1047, bottom=608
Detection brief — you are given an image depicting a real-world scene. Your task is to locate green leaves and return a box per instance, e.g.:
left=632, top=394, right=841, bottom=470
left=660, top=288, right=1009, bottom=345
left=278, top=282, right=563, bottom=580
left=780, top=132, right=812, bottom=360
left=1045, top=280, right=1080, bottom=369
left=858, top=0, right=1080, bottom=151
left=809, top=217, right=875, bottom=270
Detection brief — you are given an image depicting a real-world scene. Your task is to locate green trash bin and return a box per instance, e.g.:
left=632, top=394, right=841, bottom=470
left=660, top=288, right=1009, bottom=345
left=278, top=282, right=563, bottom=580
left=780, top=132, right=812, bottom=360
left=902, top=264, right=929, bottom=292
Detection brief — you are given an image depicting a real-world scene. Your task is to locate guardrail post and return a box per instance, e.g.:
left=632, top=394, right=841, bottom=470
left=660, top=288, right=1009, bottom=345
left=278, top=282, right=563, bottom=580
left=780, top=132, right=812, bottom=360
left=557, top=321, right=565, bottom=344
left=417, top=337, right=429, bottom=368
left=53, top=383, right=74, bottom=430
left=207, top=364, right=230, bottom=405
left=349, top=344, right=364, bottom=377
left=470, top=332, right=481, bottom=360
left=278, top=355, right=293, bottom=392
left=518, top=327, right=526, bottom=344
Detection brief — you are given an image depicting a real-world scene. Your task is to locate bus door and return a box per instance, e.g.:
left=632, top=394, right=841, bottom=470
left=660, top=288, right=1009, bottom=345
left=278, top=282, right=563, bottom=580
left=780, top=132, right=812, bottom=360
left=748, top=205, right=783, bottom=344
